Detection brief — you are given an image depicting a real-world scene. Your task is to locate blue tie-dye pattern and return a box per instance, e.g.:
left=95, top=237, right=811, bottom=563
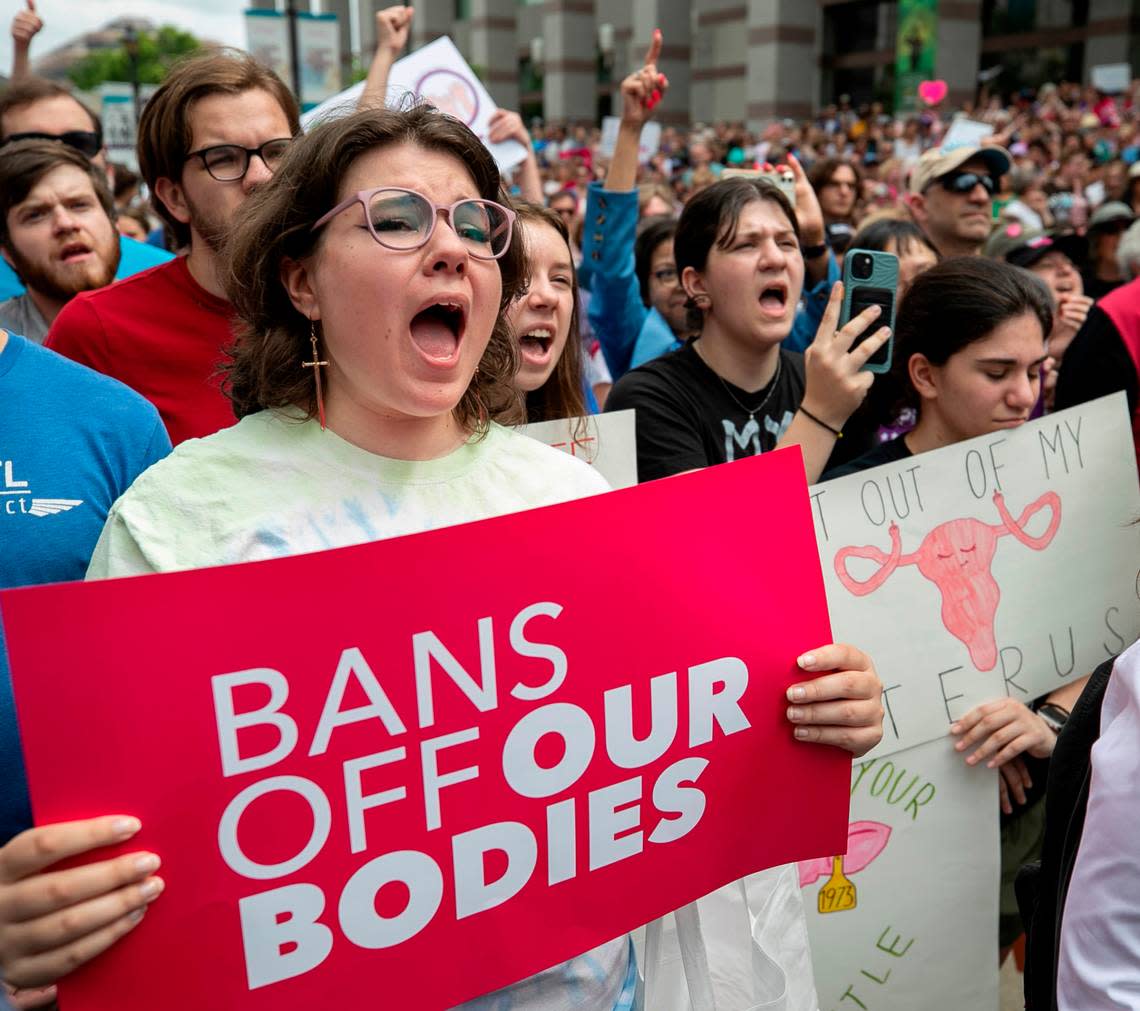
left=250, top=529, right=292, bottom=557
left=343, top=497, right=380, bottom=540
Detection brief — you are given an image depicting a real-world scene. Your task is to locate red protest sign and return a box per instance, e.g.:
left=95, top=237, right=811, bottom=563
left=1, top=447, right=848, bottom=1011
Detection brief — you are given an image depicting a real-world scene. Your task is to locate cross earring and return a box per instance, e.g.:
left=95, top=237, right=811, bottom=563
left=302, top=320, right=328, bottom=430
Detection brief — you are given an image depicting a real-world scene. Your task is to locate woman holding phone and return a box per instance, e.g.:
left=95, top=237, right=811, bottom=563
left=605, top=172, right=892, bottom=484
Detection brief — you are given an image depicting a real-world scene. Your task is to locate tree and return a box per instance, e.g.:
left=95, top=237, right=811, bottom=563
left=67, top=25, right=200, bottom=91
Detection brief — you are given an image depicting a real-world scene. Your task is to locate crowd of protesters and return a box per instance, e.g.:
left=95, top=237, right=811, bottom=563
left=0, top=3, right=1137, bottom=1009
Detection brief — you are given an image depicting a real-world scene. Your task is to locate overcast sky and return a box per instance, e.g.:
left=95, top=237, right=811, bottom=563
left=1, top=0, right=249, bottom=78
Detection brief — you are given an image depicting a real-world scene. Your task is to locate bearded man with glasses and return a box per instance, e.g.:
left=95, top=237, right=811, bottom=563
left=46, top=50, right=299, bottom=446
left=907, top=144, right=1011, bottom=259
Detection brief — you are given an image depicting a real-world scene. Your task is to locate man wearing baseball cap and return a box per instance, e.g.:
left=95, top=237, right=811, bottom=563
left=907, top=144, right=1011, bottom=257
left=985, top=222, right=1093, bottom=409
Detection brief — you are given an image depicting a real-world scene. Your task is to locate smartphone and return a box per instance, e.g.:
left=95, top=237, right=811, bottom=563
left=840, top=249, right=898, bottom=374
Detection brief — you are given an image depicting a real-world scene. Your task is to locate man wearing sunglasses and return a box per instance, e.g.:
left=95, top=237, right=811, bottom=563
left=907, top=144, right=1011, bottom=259
left=0, top=78, right=173, bottom=303
left=46, top=51, right=300, bottom=446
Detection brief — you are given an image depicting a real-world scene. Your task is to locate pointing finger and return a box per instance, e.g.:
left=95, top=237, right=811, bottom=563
left=643, top=27, right=662, bottom=67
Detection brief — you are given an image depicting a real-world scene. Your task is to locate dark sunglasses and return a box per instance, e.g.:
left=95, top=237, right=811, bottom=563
left=2, top=129, right=102, bottom=158
left=937, top=171, right=997, bottom=196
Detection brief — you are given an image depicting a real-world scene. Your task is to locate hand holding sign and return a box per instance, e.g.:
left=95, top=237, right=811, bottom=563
left=0, top=816, right=164, bottom=991
left=620, top=29, right=668, bottom=127
left=786, top=644, right=885, bottom=756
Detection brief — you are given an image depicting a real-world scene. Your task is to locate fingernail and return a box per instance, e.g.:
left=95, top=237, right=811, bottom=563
left=794, top=727, right=809, bottom=740
left=113, top=817, right=141, bottom=838
left=880, top=327, right=892, bottom=336
left=949, top=723, right=960, bottom=733
left=134, top=853, right=160, bottom=875
left=987, top=760, right=996, bottom=768
left=128, top=908, right=146, bottom=923
left=787, top=685, right=807, bottom=701
left=787, top=706, right=805, bottom=722
left=966, top=755, right=977, bottom=765
left=140, top=877, right=165, bottom=900
left=954, top=740, right=965, bottom=750
left=797, top=653, right=815, bottom=669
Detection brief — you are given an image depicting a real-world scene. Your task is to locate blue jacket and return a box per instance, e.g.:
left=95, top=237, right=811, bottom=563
left=580, top=182, right=681, bottom=381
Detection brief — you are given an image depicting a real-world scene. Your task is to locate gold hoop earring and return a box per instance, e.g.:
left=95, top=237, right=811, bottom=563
left=301, top=320, right=328, bottom=430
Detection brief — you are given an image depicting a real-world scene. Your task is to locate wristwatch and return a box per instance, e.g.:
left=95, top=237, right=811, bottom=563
left=1035, top=702, right=1070, bottom=736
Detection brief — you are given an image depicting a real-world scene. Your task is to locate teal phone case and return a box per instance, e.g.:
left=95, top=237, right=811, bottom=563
left=840, top=249, right=898, bottom=374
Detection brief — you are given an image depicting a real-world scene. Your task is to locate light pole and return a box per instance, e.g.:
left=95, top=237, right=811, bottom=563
left=122, top=24, right=141, bottom=125
left=285, top=0, right=302, bottom=108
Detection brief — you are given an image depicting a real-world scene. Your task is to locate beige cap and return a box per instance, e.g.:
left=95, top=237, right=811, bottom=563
left=908, top=144, right=1012, bottom=195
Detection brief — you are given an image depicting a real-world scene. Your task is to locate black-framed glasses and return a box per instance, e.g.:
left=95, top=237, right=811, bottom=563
left=185, top=138, right=293, bottom=181
left=652, top=266, right=679, bottom=285
left=1, top=130, right=102, bottom=158
left=312, top=186, right=517, bottom=261
left=937, top=171, right=997, bottom=196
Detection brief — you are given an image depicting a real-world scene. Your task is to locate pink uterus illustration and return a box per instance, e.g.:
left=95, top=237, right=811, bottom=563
left=834, top=491, right=1061, bottom=671
left=798, top=820, right=892, bottom=888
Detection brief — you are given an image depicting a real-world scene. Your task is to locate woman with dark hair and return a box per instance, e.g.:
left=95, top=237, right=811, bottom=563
left=823, top=257, right=1090, bottom=962
left=0, top=104, right=884, bottom=1010
left=509, top=203, right=587, bottom=422
left=826, top=257, right=1052, bottom=478
left=606, top=175, right=889, bottom=485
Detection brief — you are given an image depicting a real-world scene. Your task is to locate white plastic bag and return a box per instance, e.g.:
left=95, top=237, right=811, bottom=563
left=636, top=864, right=819, bottom=1011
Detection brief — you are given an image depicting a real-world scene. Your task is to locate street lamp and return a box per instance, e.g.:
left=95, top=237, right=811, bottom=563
left=122, top=24, right=141, bottom=126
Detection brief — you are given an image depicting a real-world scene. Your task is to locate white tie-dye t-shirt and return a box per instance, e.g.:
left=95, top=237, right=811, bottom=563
left=86, top=409, right=635, bottom=1010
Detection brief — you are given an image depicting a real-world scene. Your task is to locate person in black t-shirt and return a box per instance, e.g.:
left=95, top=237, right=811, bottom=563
left=821, top=258, right=1094, bottom=961
left=606, top=176, right=890, bottom=482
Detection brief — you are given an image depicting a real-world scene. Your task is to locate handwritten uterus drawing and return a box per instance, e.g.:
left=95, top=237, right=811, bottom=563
left=799, top=820, right=892, bottom=913
left=834, top=491, right=1062, bottom=671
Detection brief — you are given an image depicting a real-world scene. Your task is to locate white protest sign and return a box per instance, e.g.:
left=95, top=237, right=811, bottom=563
left=301, top=37, right=527, bottom=173
left=810, top=394, right=1140, bottom=760
left=1091, top=63, right=1131, bottom=94
left=941, top=116, right=994, bottom=152
left=519, top=409, right=637, bottom=489
left=599, top=116, right=663, bottom=164
left=802, top=737, right=999, bottom=1011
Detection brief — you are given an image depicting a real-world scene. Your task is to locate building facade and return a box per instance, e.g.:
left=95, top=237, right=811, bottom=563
left=237, top=0, right=1140, bottom=128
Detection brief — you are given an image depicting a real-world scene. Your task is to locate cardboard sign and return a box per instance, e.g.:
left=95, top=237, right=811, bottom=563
left=1091, top=63, right=1131, bottom=95
left=941, top=116, right=994, bottom=152
left=811, top=395, right=1140, bottom=760
left=803, top=738, right=999, bottom=1010
left=296, top=12, right=341, bottom=111
left=301, top=37, right=527, bottom=173
left=519, top=410, right=638, bottom=489
left=2, top=448, right=847, bottom=1011
left=599, top=117, right=663, bottom=164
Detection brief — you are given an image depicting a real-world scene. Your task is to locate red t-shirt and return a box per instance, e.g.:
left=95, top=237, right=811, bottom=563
left=46, top=256, right=237, bottom=446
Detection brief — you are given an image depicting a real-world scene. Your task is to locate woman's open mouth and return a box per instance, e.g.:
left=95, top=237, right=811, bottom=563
left=409, top=297, right=468, bottom=364
left=758, top=283, right=788, bottom=319
left=518, top=328, right=554, bottom=366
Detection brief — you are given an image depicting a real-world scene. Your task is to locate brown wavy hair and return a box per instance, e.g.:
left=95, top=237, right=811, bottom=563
left=512, top=203, right=586, bottom=424
left=222, top=104, right=525, bottom=431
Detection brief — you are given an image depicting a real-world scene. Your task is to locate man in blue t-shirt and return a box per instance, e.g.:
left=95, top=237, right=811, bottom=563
left=0, top=329, right=171, bottom=846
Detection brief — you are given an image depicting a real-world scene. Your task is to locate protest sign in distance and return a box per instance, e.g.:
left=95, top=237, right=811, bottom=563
left=2, top=448, right=847, bottom=1011
left=300, top=37, right=527, bottom=173
left=802, top=738, right=999, bottom=1011
left=811, top=394, right=1140, bottom=760
left=519, top=410, right=638, bottom=489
